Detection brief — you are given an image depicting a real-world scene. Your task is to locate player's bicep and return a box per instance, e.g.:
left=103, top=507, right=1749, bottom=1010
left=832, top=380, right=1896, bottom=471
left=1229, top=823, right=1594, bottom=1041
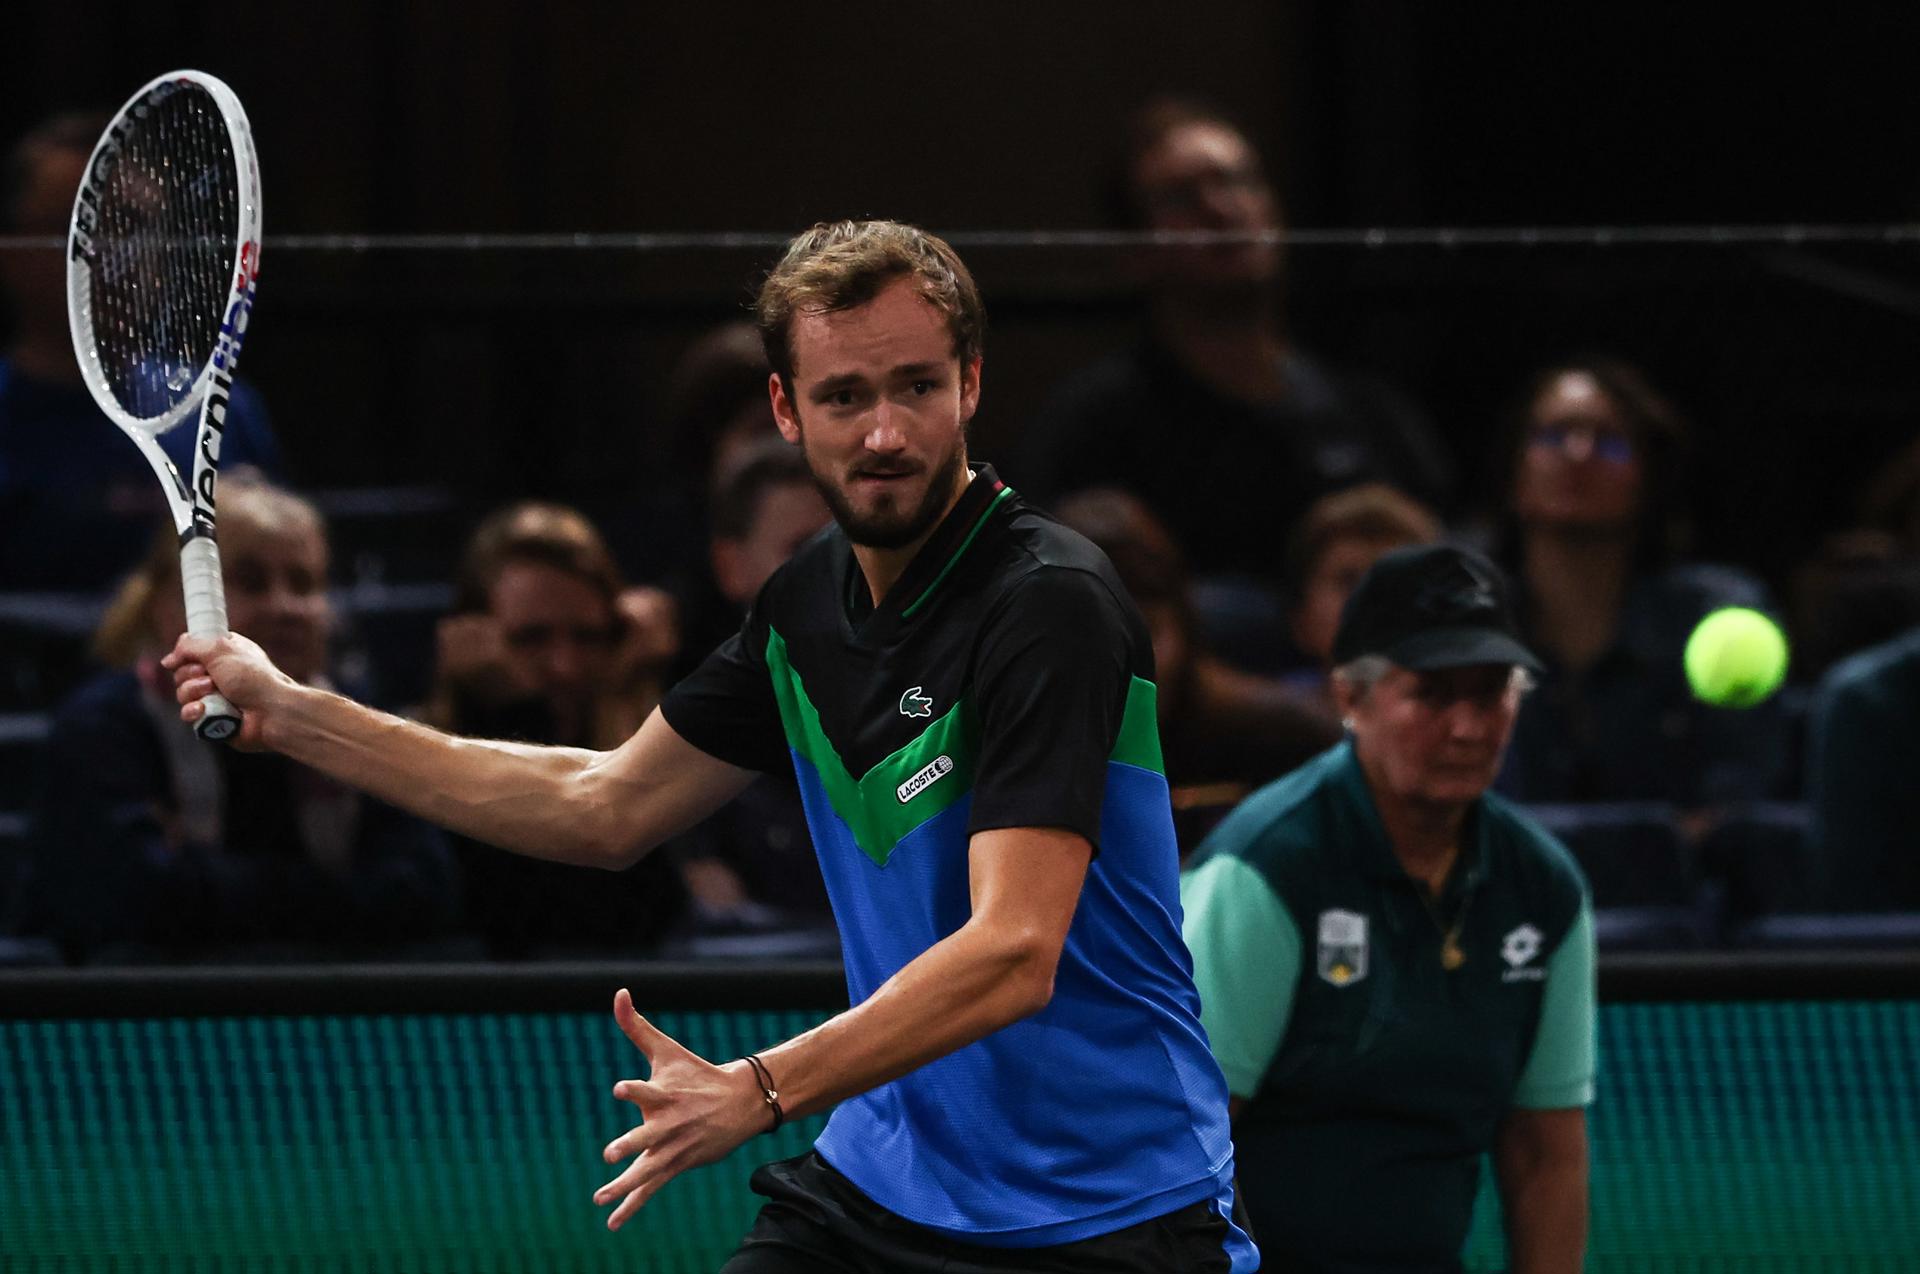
left=967, top=825, right=1093, bottom=968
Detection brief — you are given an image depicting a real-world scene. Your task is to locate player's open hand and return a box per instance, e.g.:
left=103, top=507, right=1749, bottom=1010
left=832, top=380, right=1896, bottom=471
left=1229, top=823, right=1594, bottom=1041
left=161, top=631, right=291, bottom=750
left=594, top=988, right=772, bottom=1231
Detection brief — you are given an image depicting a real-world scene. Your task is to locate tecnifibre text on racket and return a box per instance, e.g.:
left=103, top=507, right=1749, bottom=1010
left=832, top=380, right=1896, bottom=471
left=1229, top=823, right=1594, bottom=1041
left=66, top=70, right=262, bottom=741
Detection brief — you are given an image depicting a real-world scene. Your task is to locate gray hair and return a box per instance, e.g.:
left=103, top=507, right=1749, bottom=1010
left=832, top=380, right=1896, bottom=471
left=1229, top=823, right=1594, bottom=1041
left=1331, top=654, right=1396, bottom=700
left=1331, top=656, right=1537, bottom=705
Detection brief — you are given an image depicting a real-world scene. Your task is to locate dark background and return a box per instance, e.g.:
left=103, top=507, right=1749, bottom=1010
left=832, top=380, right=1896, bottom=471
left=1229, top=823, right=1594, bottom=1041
left=4, top=1, right=1919, bottom=583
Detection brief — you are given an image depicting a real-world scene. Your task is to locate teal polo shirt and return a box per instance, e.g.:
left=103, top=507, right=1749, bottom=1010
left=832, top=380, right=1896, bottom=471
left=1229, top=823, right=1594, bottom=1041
left=1181, top=742, right=1595, bottom=1272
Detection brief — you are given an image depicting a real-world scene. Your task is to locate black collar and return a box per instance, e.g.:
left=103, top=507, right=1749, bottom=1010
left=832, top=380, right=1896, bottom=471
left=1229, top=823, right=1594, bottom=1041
left=841, top=463, right=1012, bottom=633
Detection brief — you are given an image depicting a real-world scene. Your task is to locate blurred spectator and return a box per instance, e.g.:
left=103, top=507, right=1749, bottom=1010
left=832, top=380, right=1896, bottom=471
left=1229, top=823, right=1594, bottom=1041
left=708, top=440, right=832, bottom=611
left=1019, top=95, right=1453, bottom=585
left=1282, top=482, right=1443, bottom=705
left=1488, top=358, right=1791, bottom=808
left=1806, top=623, right=1920, bottom=910
left=607, top=320, right=791, bottom=672
left=665, top=321, right=788, bottom=494
left=427, top=502, right=672, bottom=748
left=1053, top=488, right=1338, bottom=855
left=680, top=435, right=827, bottom=659
left=1182, top=544, right=1593, bottom=1269
left=597, top=320, right=787, bottom=596
left=670, top=440, right=837, bottom=935
left=1789, top=435, right=1920, bottom=677
left=0, top=112, right=283, bottom=591
left=1857, top=434, right=1920, bottom=560
left=25, top=478, right=454, bottom=962
left=423, top=501, right=687, bottom=957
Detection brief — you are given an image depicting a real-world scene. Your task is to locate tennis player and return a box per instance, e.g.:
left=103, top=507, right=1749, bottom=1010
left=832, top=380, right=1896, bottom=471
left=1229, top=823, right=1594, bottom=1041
left=166, top=220, right=1257, bottom=1272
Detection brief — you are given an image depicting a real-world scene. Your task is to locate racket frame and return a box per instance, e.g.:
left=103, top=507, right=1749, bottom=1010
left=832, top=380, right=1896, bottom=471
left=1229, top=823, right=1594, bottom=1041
left=66, top=70, right=262, bottom=742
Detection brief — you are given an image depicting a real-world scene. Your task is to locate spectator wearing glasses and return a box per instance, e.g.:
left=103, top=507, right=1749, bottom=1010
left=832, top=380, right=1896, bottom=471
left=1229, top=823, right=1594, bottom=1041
left=1488, top=359, right=1790, bottom=809
left=423, top=502, right=686, bottom=956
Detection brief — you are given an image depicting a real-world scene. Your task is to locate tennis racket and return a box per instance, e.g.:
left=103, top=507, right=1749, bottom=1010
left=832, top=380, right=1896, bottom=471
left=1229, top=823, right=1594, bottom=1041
left=65, top=70, right=262, bottom=742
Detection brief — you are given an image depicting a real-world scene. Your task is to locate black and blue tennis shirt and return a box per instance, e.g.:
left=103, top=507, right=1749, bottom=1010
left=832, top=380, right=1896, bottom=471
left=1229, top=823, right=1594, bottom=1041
left=661, top=464, right=1250, bottom=1259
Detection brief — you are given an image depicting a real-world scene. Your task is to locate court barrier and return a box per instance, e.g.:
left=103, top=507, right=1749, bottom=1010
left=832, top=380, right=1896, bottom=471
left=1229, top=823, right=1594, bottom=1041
left=3, top=953, right=1918, bottom=1271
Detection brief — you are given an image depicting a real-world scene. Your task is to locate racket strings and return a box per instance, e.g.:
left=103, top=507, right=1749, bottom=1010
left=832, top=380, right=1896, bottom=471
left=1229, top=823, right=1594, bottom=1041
left=85, top=82, right=239, bottom=424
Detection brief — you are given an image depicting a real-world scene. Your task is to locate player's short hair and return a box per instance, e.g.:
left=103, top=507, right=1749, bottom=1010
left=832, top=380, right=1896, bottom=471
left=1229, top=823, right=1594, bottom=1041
left=1284, top=483, right=1442, bottom=600
left=1, top=111, right=108, bottom=233
left=453, top=502, right=624, bottom=617
left=755, top=220, right=986, bottom=389
left=710, top=439, right=813, bottom=542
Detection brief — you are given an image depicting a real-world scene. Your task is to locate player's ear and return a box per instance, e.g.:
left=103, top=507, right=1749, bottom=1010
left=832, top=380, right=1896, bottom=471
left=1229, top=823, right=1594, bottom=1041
left=769, top=372, right=803, bottom=444
left=958, top=356, right=983, bottom=424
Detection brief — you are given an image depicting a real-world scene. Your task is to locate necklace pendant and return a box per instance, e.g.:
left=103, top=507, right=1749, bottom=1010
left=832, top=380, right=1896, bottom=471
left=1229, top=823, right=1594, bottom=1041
left=1441, top=941, right=1466, bottom=971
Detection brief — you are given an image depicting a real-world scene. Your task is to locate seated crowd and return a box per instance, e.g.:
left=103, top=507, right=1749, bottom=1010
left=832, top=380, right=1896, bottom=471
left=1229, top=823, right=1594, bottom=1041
left=1, top=101, right=1917, bottom=967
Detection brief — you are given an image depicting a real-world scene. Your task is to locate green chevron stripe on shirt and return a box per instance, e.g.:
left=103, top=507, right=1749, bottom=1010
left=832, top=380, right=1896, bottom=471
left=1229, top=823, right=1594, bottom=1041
left=765, top=627, right=1165, bottom=866
left=766, top=627, right=979, bottom=866
left=1109, top=676, right=1164, bottom=775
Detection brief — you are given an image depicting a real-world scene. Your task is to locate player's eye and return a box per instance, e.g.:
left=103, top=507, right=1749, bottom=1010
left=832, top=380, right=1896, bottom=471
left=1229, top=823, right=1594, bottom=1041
left=910, top=379, right=935, bottom=396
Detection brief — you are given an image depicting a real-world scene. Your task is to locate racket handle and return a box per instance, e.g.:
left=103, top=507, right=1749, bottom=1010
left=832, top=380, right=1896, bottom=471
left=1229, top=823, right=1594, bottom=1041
left=180, top=534, right=243, bottom=743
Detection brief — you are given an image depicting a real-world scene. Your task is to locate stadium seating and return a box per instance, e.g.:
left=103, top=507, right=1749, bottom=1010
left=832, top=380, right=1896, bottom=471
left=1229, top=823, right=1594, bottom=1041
left=1525, top=802, right=1711, bottom=948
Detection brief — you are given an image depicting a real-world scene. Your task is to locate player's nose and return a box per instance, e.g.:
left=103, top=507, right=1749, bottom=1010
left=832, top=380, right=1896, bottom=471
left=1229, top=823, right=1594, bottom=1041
left=863, top=403, right=909, bottom=451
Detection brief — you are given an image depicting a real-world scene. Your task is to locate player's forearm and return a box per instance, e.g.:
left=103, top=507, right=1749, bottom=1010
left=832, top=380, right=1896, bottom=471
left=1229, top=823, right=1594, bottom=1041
left=756, top=918, right=1057, bottom=1119
left=261, top=681, right=627, bottom=867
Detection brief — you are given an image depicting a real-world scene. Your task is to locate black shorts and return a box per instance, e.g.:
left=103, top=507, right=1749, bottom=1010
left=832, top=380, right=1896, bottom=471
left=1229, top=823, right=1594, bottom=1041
left=718, top=1152, right=1251, bottom=1273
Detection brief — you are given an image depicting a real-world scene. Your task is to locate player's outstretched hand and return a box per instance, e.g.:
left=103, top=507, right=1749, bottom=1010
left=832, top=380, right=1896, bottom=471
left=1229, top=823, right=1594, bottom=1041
left=594, top=988, right=773, bottom=1232
left=161, top=631, right=293, bottom=751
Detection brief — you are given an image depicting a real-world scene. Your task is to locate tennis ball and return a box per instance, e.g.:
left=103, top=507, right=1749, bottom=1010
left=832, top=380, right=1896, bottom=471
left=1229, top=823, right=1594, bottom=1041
left=1684, top=607, right=1788, bottom=708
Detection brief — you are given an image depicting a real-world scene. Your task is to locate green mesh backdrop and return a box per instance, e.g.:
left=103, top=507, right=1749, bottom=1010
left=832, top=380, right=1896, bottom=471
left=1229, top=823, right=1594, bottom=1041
left=1460, top=1000, right=1920, bottom=1272
left=0, top=1009, right=834, bottom=1272
left=3, top=1001, right=1917, bottom=1270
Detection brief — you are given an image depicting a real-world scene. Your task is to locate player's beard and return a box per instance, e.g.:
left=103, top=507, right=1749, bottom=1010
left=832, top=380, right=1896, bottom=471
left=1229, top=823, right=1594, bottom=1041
left=805, top=433, right=968, bottom=550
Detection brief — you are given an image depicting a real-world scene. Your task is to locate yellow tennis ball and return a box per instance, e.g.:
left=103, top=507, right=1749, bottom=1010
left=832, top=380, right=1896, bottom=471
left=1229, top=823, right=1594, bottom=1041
left=1684, top=607, right=1788, bottom=708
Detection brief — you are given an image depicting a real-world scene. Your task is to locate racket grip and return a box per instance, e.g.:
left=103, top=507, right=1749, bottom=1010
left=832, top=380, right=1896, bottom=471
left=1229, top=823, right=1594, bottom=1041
left=180, top=535, right=243, bottom=742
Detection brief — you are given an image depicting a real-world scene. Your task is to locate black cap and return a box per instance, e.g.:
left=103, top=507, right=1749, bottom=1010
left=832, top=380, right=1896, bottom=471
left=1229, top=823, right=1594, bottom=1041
left=1331, top=544, right=1542, bottom=673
